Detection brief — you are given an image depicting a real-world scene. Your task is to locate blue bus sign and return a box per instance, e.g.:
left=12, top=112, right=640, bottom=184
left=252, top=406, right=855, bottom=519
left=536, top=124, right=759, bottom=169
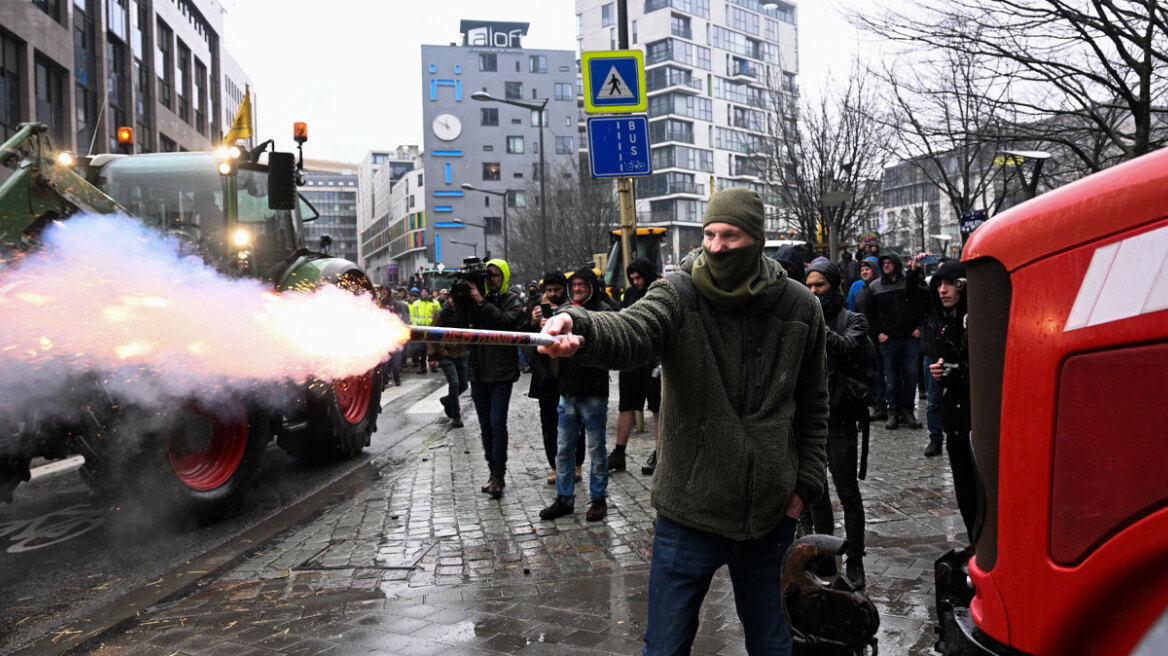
left=587, top=115, right=652, bottom=178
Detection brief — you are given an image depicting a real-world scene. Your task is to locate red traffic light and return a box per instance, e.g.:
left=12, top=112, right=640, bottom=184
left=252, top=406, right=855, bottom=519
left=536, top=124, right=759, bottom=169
left=116, top=126, right=133, bottom=145
left=293, top=122, right=308, bottom=144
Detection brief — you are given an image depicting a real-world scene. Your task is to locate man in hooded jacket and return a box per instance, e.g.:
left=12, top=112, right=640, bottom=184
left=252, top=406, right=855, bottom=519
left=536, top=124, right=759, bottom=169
left=540, top=267, right=619, bottom=522
left=540, top=188, right=828, bottom=656
left=464, top=259, right=523, bottom=499
left=866, top=252, right=929, bottom=429
left=609, top=256, right=663, bottom=475
left=804, top=259, right=876, bottom=589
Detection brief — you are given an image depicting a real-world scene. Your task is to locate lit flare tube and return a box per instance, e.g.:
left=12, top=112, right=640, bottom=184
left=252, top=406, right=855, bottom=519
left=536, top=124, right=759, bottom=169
left=407, top=326, right=582, bottom=348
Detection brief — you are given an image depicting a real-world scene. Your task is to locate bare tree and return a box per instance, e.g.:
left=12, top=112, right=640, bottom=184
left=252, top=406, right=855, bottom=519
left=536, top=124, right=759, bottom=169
left=854, top=0, right=1168, bottom=175
left=757, top=65, right=893, bottom=262
left=504, top=161, right=619, bottom=281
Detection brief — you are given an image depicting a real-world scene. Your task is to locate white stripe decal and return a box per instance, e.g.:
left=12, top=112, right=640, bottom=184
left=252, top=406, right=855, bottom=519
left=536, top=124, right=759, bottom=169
left=1065, top=242, right=1119, bottom=331
left=1066, top=224, right=1168, bottom=331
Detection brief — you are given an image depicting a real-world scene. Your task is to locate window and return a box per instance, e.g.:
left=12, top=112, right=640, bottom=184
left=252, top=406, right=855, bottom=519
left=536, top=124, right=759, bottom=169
left=506, top=136, right=524, bottom=154
left=507, top=191, right=526, bottom=208
left=632, top=19, right=638, bottom=43
left=529, top=55, right=547, bottom=74
left=555, top=136, right=574, bottom=155
left=670, top=14, right=691, bottom=39
left=35, top=57, right=66, bottom=146
left=482, top=162, right=501, bottom=181
left=74, top=0, right=99, bottom=155
left=530, top=109, right=548, bottom=126
left=511, top=118, right=522, bottom=125
left=554, top=82, right=573, bottom=101
left=107, top=0, right=128, bottom=41
left=0, top=31, right=22, bottom=141
left=159, top=132, right=176, bottom=152
left=483, top=145, right=494, bottom=151
left=106, top=38, right=130, bottom=152
left=478, top=53, right=497, bottom=72
left=576, top=13, right=583, bottom=37
left=484, top=216, right=502, bottom=235
left=601, top=2, right=614, bottom=27
left=154, top=20, right=172, bottom=109
left=505, top=81, right=522, bottom=99
left=175, top=40, right=190, bottom=123
left=515, top=60, right=520, bottom=72
left=532, top=163, right=541, bottom=180
left=33, top=0, right=65, bottom=23
left=480, top=107, right=498, bottom=126
left=193, top=58, right=207, bottom=135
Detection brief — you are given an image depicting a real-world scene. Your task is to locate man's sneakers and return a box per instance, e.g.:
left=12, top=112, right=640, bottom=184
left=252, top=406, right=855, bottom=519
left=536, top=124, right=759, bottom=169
left=641, top=450, right=657, bottom=476
left=439, top=395, right=454, bottom=418
left=450, top=415, right=463, bottom=428
left=539, top=498, right=574, bottom=520
left=586, top=498, right=607, bottom=522
left=608, top=448, right=626, bottom=472
left=924, top=441, right=943, bottom=457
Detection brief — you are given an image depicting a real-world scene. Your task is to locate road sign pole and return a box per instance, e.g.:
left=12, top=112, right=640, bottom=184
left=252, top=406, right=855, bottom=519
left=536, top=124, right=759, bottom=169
left=618, top=0, right=634, bottom=291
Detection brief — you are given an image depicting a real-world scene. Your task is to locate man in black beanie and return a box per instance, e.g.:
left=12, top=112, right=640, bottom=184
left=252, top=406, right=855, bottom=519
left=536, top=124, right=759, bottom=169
left=539, top=187, right=828, bottom=656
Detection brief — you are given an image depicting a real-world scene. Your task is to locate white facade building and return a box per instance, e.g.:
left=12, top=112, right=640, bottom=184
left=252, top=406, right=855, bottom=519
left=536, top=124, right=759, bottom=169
left=575, top=0, right=799, bottom=262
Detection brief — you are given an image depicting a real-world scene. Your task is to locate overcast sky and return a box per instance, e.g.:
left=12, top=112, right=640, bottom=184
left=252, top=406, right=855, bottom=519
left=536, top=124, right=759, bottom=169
left=222, top=0, right=864, bottom=164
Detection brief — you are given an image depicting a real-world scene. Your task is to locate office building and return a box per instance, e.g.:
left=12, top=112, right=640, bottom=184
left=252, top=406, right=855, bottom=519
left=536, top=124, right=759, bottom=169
left=357, top=146, right=420, bottom=286
left=575, top=0, right=799, bottom=261
left=1, top=0, right=254, bottom=155
left=407, top=20, right=578, bottom=272
left=299, top=159, right=359, bottom=263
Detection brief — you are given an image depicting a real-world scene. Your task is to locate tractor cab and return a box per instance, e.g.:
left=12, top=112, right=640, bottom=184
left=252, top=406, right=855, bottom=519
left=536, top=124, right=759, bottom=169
left=88, top=150, right=315, bottom=282
left=603, top=226, right=667, bottom=298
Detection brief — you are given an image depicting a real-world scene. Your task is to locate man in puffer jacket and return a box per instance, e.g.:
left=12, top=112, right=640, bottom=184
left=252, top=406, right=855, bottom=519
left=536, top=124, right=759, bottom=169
left=540, top=188, right=827, bottom=656
left=539, top=267, right=619, bottom=523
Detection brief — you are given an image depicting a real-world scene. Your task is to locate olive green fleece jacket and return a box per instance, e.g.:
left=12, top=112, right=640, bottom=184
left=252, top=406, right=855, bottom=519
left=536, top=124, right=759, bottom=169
left=562, top=255, right=828, bottom=540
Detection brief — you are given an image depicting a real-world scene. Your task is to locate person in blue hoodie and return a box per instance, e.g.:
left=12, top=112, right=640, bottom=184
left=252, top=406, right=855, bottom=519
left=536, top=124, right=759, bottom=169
left=847, top=256, right=878, bottom=311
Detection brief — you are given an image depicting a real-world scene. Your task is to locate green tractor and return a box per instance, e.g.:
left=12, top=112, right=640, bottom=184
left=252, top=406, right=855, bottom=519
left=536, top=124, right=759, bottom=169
left=0, top=123, right=382, bottom=520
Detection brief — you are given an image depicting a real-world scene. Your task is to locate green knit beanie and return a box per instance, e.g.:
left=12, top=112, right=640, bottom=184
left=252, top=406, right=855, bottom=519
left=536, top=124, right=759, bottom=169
left=703, top=188, right=765, bottom=242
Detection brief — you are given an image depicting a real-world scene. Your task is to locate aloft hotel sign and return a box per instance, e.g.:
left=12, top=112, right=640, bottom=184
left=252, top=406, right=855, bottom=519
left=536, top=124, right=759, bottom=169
left=460, top=20, right=530, bottom=50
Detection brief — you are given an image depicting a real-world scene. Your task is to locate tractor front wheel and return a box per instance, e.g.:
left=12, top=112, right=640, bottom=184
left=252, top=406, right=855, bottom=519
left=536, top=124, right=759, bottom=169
left=304, top=366, right=382, bottom=460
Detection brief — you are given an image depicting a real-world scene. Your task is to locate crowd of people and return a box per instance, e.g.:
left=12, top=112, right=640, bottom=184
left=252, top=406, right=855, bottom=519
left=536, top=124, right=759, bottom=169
left=370, top=188, right=975, bottom=656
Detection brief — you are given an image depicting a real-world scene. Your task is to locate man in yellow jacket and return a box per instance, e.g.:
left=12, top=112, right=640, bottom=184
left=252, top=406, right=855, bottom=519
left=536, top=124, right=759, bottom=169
left=409, top=288, right=440, bottom=373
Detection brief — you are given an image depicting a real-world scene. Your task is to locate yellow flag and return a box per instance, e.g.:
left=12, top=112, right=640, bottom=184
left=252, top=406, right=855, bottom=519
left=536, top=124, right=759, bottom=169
left=223, top=85, right=252, bottom=144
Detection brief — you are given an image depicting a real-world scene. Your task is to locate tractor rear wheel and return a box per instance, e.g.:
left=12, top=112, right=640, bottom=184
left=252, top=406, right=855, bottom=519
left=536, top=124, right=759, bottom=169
left=85, top=400, right=270, bottom=523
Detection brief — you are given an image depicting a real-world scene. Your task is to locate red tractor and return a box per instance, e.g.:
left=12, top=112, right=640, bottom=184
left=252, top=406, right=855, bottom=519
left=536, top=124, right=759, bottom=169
left=934, top=148, right=1168, bottom=654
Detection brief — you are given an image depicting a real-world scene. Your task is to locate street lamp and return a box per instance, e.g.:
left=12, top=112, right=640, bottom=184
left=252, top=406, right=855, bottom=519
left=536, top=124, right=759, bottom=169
left=452, top=219, right=489, bottom=259
left=460, top=183, right=515, bottom=261
left=472, top=90, right=548, bottom=271
left=448, top=239, right=478, bottom=257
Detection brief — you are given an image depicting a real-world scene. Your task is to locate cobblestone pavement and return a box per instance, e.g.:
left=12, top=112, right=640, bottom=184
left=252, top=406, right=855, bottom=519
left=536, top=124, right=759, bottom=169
left=81, top=371, right=967, bottom=656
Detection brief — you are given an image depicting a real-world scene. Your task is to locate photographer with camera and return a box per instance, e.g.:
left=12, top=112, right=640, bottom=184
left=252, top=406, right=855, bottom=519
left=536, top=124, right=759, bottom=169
left=450, top=258, right=523, bottom=500
left=926, top=262, right=977, bottom=540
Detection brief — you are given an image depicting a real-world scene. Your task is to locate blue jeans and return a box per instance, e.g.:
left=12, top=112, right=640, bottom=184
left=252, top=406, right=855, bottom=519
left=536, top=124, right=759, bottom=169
left=385, top=348, right=403, bottom=385
left=555, top=395, right=609, bottom=503
left=438, top=356, right=468, bottom=417
left=644, top=514, right=797, bottom=655
left=470, top=381, right=513, bottom=477
left=923, top=354, right=943, bottom=443
left=880, top=336, right=920, bottom=412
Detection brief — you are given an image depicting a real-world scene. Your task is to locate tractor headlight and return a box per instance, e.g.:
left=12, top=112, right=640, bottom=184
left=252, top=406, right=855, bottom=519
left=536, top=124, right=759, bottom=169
left=56, top=151, right=75, bottom=167
left=231, top=228, right=252, bottom=248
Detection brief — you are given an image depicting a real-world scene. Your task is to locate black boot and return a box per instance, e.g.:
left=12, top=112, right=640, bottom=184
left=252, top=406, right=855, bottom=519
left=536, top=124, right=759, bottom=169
left=869, top=407, right=888, bottom=421
left=902, top=408, right=923, bottom=429
left=885, top=410, right=900, bottom=430
left=608, top=448, right=626, bottom=472
left=846, top=556, right=867, bottom=590
left=641, top=449, right=657, bottom=475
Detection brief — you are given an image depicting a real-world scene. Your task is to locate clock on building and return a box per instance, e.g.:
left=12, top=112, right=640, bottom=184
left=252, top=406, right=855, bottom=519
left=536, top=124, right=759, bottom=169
left=432, top=113, right=462, bottom=141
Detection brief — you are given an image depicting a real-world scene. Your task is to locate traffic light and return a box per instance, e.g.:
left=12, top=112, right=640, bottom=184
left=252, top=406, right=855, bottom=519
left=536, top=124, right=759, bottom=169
left=116, top=126, right=134, bottom=154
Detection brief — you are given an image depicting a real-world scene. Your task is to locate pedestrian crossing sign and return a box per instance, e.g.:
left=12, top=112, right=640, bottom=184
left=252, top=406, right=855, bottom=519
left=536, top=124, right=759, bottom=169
left=582, top=50, right=647, bottom=114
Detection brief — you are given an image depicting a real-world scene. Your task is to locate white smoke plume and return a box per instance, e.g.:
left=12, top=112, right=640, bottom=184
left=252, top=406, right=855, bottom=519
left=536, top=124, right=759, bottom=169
left=0, top=215, right=410, bottom=415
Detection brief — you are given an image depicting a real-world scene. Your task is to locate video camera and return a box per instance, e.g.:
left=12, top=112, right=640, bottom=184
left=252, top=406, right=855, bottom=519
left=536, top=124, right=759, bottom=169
left=450, top=256, right=490, bottom=304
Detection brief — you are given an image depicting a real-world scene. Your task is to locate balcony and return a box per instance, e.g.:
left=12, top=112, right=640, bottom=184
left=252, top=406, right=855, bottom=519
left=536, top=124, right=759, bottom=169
left=730, top=62, right=759, bottom=81
left=648, top=70, right=704, bottom=94
left=638, top=179, right=707, bottom=198
left=732, top=115, right=764, bottom=132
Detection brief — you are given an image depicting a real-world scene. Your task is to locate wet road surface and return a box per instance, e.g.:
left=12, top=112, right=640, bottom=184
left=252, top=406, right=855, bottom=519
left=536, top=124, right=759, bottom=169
left=8, top=371, right=965, bottom=655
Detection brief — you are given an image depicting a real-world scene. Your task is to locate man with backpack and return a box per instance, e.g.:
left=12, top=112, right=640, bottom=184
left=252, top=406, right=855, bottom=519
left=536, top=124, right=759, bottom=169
left=804, top=259, right=877, bottom=589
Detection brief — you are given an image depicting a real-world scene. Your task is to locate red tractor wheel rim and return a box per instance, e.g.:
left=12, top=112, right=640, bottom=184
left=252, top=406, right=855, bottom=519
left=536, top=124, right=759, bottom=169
left=168, top=415, right=249, bottom=491
left=335, top=373, right=373, bottom=425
